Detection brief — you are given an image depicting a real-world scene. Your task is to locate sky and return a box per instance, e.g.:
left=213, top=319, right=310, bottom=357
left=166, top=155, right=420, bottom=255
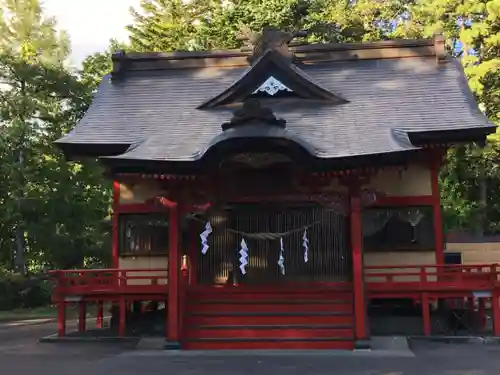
left=44, top=0, right=141, bottom=65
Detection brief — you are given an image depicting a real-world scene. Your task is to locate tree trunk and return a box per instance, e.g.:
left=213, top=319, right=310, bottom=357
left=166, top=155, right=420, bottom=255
left=14, top=150, right=26, bottom=275
left=475, top=173, right=487, bottom=238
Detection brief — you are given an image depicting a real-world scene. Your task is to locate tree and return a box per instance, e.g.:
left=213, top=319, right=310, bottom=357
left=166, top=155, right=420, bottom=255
left=126, top=0, right=352, bottom=52
left=0, top=0, right=72, bottom=273
left=0, top=0, right=70, bottom=66
left=391, top=0, right=500, bottom=235
left=0, top=0, right=112, bottom=273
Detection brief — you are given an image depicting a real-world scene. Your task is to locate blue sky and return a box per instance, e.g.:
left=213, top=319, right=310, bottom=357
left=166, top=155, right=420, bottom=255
left=44, top=0, right=140, bottom=65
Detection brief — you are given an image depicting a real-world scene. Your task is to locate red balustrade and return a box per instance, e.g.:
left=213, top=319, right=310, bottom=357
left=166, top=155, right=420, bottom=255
left=365, top=263, right=500, bottom=336
left=365, top=263, right=500, bottom=296
left=50, top=268, right=169, bottom=299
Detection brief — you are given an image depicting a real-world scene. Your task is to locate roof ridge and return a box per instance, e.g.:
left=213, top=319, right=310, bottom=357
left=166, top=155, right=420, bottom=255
left=110, top=36, right=444, bottom=77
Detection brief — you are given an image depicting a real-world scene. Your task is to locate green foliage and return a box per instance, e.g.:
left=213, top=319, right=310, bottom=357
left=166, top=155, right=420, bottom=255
left=0, top=0, right=70, bottom=66
left=0, top=0, right=112, bottom=276
left=0, top=273, right=51, bottom=310
left=0, top=0, right=498, bottom=300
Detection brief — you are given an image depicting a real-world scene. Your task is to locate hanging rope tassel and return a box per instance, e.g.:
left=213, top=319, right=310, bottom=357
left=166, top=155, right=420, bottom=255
left=200, top=221, right=212, bottom=254
left=278, top=237, right=285, bottom=275
left=239, top=239, right=248, bottom=275
left=303, top=228, right=309, bottom=263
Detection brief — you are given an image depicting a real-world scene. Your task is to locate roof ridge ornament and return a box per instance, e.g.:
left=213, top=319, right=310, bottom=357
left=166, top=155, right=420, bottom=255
left=221, top=99, right=286, bottom=131
left=237, top=26, right=307, bottom=63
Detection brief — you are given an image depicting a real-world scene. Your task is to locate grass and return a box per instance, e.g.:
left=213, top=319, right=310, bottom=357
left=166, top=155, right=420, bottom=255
left=0, top=304, right=105, bottom=323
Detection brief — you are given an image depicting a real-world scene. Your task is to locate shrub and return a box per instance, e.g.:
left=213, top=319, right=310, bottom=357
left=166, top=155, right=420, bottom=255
left=0, top=274, right=51, bottom=310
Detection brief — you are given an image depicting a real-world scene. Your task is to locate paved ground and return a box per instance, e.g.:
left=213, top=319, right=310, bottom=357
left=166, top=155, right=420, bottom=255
left=2, top=322, right=500, bottom=375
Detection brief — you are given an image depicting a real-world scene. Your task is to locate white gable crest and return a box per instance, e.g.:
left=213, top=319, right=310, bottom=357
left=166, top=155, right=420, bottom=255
left=253, top=76, right=293, bottom=96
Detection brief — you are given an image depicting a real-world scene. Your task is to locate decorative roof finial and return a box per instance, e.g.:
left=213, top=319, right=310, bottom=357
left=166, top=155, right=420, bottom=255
left=237, top=26, right=307, bottom=63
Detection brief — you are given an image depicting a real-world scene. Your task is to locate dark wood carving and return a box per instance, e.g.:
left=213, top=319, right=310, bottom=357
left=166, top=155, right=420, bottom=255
left=238, top=26, right=307, bottom=62
left=221, top=99, right=286, bottom=130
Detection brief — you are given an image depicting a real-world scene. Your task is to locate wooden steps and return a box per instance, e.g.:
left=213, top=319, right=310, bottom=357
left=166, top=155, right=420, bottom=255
left=181, top=286, right=354, bottom=350
left=183, top=338, right=354, bottom=350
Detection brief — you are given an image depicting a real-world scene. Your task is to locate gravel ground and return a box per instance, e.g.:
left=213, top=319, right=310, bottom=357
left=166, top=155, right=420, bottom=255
left=1, top=322, right=500, bottom=375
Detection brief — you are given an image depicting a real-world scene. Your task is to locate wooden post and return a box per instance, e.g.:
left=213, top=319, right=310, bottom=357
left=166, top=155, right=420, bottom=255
left=57, top=301, right=66, bottom=337
left=78, top=301, right=86, bottom=332
left=96, top=301, right=104, bottom=329
left=350, top=185, right=369, bottom=349
left=422, top=293, right=431, bottom=336
left=166, top=202, right=181, bottom=349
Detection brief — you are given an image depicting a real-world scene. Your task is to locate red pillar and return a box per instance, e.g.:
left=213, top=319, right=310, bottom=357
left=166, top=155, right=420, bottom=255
left=188, top=220, right=198, bottom=286
left=78, top=301, right=86, bottom=332
left=112, top=181, right=120, bottom=269
left=422, top=293, right=431, bottom=336
left=430, top=153, right=444, bottom=265
left=96, top=301, right=104, bottom=329
left=350, top=185, right=368, bottom=348
left=57, top=301, right=66, bottom=337
left=493, top=292, right=500, bottom=336
left=166, top=202, right=181, bottom=349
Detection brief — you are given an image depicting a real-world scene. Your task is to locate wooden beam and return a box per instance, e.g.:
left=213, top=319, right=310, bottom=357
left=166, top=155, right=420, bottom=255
left=374, top=195, right=434, bottom=207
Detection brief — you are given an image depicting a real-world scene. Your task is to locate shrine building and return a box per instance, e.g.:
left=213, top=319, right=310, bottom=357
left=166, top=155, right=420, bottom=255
left=51, top=29, right=499, bottom=350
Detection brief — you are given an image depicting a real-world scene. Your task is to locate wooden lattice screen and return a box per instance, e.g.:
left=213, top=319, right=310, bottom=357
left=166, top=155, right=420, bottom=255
left=197, top=203, right=352, bottom=285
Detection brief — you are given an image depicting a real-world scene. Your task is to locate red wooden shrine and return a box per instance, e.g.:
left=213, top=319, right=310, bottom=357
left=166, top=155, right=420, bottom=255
left=51, top=30, right=498, bottom=349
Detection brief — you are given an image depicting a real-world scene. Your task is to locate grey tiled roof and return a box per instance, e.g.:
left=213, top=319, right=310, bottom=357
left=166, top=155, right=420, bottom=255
left=58, top=57, right=494, bottom=161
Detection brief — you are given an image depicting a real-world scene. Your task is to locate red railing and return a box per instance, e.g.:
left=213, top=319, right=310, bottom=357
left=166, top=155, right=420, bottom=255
left=365, top=263, right=500, bottom=336
left=365, top=264, right=500, bottom=298
left=50, top=268, right=169, bottom=298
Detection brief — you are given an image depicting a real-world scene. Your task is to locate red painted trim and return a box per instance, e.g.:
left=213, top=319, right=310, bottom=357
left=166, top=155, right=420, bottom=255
left=167, top=202, right=180, bottom=342
left=430, top=155, right=444, bottom=265
left=112, top=182, right=120, bottom=268
left=78, top=301, right=86, bottom=332
left=188, top=282, right=352, bottom=293
left=349, top=187, right=367, bottom=341
left=373, top=195, right=434, bottom=207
